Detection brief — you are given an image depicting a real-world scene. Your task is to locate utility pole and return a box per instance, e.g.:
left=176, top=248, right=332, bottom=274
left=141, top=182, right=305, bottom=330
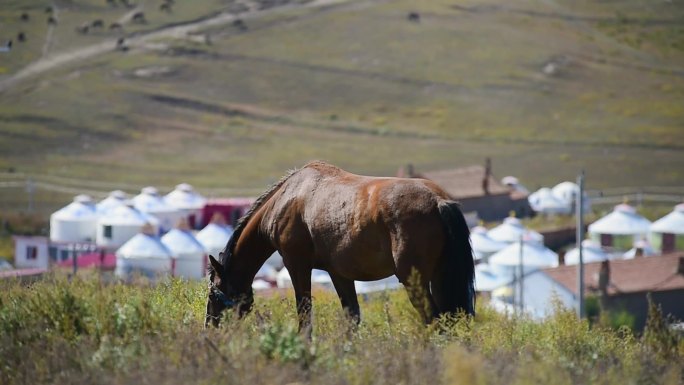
left=519, top=236, right=524, bottom=314
left=576, top=171, right=585, bottom=318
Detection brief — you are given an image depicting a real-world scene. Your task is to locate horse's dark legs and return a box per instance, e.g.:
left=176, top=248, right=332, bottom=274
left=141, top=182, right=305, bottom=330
left=289, top=267, right=313, bottom=337
left=396, top=266, right=439, bottom=324
left=329, top=272, right=361, bottom=325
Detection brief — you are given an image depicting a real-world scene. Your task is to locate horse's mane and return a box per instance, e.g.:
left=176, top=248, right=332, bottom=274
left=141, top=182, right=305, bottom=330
left=217, top=165, right=303, bottom=268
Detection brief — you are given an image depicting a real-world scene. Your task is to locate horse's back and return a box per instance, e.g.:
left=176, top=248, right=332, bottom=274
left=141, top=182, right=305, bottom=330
left=265, top=163, right=449, bottom=280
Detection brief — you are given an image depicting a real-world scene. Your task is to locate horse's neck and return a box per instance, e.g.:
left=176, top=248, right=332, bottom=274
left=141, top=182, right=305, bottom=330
left=228, top=211, right=275, bottom=293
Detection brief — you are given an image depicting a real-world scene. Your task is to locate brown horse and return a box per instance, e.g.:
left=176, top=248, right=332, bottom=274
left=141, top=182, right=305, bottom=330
left=206, top=161, right=475, bottom=330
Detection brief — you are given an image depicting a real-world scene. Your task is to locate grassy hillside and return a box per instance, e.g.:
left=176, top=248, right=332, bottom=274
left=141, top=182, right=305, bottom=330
left=1, top=0, right=683, bottom=215
left=1, top=275, right=682, bottom=384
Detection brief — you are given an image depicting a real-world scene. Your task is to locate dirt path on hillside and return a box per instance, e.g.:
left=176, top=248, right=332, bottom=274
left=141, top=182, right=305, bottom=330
left=0, top=0, right=352, bottom=93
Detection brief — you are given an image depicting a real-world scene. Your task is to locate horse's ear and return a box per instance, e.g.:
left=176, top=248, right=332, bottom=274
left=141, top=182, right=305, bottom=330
left=208, top=255, right=223, bottom=280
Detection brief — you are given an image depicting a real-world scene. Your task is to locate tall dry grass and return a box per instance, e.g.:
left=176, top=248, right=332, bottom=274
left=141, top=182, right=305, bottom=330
left=1, top=275, right=682, bottom=385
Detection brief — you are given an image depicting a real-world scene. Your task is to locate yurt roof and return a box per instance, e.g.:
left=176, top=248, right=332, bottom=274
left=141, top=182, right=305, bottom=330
left=489, top=241, right=559, bottom=267
left=161, top=229, right=205, bottom=257
left=488, top=217, right=544, bottom=243
left=470, top=226, right=509, bottom=254
left=475, top=263, right=514, bottom=292
left=164, top=183, right=207, bottom=210
left=528, top=188, right=570, bottom=214
left=354, top=275, right=402, bottom=294
left=551, top=181, right=578, bottom=200
left=132, top=187, right=178, bottom=213
left=196, top=223, right=233, bottom=250
left=255, top=264, right=278, bottom=280
left=96, top=190, right=127, bottom=214
left=588, top=204, right=651, bottom=235
left=650, top=203, right=684, bottom=234
left=117, top=233, right=173, bottom=259
left=98, top=204, right=160, bottom=226
left=564, top=240, right=611, bottom=265
left=52, top=195, right=98, bottom=221
left=622, top=239, right=658, bottom=259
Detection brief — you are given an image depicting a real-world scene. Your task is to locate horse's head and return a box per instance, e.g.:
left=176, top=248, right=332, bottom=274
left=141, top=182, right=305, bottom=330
left=205, top=254, right=253, bottom=328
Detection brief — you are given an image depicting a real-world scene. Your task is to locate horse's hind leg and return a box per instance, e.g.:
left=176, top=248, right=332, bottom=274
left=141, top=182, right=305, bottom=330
left=396, top=264, right=439, bottom=324
left=287, top=264, right=313, bottom=337
left=329, top=272, right=361, bottom=325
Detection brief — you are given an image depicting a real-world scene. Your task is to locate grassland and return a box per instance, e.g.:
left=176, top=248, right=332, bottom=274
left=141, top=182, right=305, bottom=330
left=1, top=0, right=683, bottom=217
left=1, top=275, right=682, bottom=385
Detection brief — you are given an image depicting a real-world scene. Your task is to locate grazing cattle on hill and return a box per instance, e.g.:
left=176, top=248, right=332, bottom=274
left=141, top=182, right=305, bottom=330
left=132, top=12, right=146, bottom=24
left=20, top=13, right=30, bottom=21
left=109, top=22, right=123, bottom=31
left=17, top=32, right=26, bottom=42
left=116, top=37, right=128, bottom=51
left=233, top=19, right=248, bottom=32
left=47, top=16, right=57, bottom=25
left=407, top=12, right=420, bottom=22
left=45, top=6, right=54, bottom=14
left=76, top=23, right=90, bottom=34
left=92, top=19, right=104, bottom=28
left=160, top=3, right=172, bottom=12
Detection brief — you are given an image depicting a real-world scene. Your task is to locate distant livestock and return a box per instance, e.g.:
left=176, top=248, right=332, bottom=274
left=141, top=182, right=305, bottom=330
left=132, top=12, right=147, bottom=24
left=160, top=3, right=172, bottom=12
left=407, top=12, right=420, bottom=22
left=47, top=16, right=58, bottom=25
left=76, top=23, right=90, bottom=34
left=109, top=22, right=123, bottom=31
left=92, top=19, right=105, bottom=28
left=20, top=12, right=30, bottom=21
left=17, top=32, right=26, bottom=42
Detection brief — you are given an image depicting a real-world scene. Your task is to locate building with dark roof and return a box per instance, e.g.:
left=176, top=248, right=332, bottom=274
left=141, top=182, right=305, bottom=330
left=511, top=253, right=684, bottom=329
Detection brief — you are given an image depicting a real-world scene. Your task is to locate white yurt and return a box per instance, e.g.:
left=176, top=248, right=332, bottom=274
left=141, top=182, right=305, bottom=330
left=265, top=250, right=284, bottom=270
left=355, top=275, right=402, bottom=294
left=164, top=183, right=207, bottom=229
left=96, top=190, right=127, bottom=214
left=255, top=263, right=278, bottom=282
left=115, top=225, right=173, bottom=280
left=649, top=203, right=684, bottom=253
left=489, top=239, right=559, bottom=268
left=564, top=240, right=611, bottom=265
left=550, top=181, right=592, bottom=212
left=196, top=214, right=234, bottom=261
left=488, top=217, right=544, bottom=244
left=501, top=176, right=530, bottom=195
left=161, top=220, right=206, bottom=280
left=50, top=195, right=98, bottom=243
left=470, top=226, right=508, bottom=262
left=475, top=263, right=514, bottom=292
left=622, top=239, right=658, bottom=259
left=588, top=203, right=652, bottom=251
left=96, top=204, right=160, bottom=249
left=276, top=268, right=334, bottom=291
left=528, top=188, right=572, bottom=215
left=132, top=186, right=183, bottom=233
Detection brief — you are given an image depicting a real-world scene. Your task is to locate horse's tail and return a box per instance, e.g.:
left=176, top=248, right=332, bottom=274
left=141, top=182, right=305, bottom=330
left=436, top=200, right=475, bottom=316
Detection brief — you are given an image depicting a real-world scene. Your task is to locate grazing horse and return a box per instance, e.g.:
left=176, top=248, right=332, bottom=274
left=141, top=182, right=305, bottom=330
left=205, top=161, right=475, bottom=331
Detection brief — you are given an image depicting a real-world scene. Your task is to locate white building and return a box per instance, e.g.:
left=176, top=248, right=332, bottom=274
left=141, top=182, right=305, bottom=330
left=132, top=187, right=183, bottom=233
left=487, top=217, right=544, bottom=244
left=50, top=195, right=98, bottom=243
left=96, top=204, right=160, bottom=250
left=528, top=187, right=572, bottom=215
left=164, top=183, right=207, bottom=229
left=470, top=225, right=509, bottom=262
left=12, top=236, right=50, bottom=270
left=115, top=227, right=173, bottom=280
left=588, top=204, right=652, bottom=252
left=564, top=240, right=611, bottom=265
left=195, top=221, right=233, bottom=260
left=161, top=225, right=206, bottom=280
left=649, top=203, right=684, bottom=253
left=96, top=190, right=127, bottom=214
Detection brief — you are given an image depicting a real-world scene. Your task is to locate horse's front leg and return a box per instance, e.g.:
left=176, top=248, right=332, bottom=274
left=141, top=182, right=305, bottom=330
left=329, top=272, right=360, bottom=325
left=290, top=267, right=313, bottom=338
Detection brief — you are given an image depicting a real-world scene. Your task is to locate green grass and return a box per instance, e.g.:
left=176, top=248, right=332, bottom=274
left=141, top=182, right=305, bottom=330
left=1, top=275, right=682, bottom=384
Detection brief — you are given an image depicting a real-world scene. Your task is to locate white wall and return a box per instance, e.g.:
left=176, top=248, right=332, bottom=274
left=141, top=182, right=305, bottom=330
left=13, top=236, right=50, bottom=269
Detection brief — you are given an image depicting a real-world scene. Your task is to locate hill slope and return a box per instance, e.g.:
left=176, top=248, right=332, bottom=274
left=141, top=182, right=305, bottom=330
left=1, top=0, right=683, bottom=213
